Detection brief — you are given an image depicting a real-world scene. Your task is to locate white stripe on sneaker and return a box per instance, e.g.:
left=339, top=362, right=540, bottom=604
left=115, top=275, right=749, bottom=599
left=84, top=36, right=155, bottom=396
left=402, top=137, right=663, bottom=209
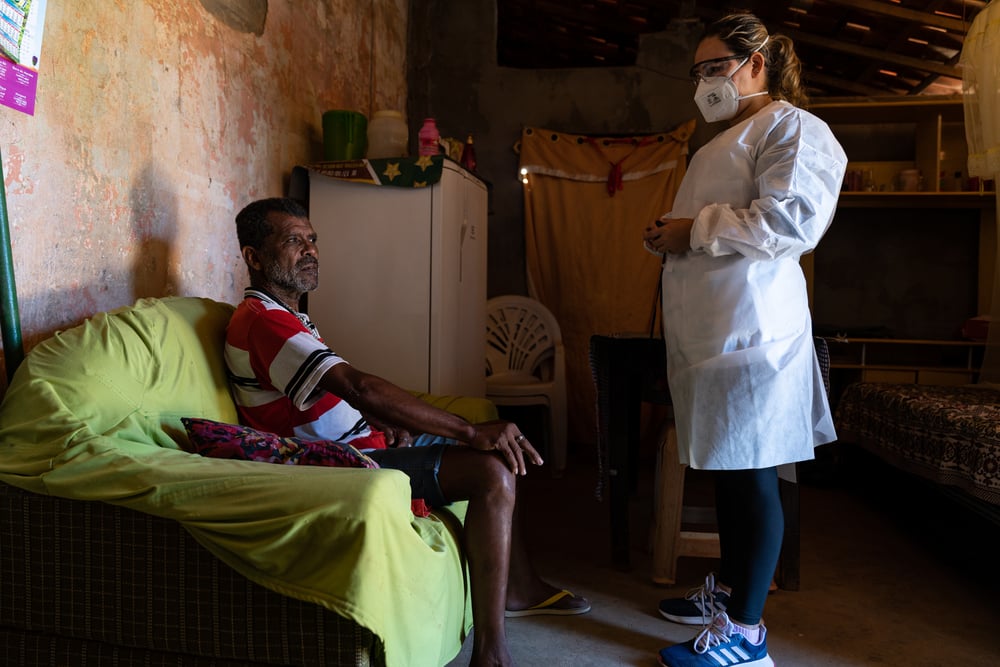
left=717, top=646, right=748, bottom=663
left=708, top=651, right=733, bottom=667
left=730, top=645, right=751, bottom=659
left=707, top=651, right=728, bottom=667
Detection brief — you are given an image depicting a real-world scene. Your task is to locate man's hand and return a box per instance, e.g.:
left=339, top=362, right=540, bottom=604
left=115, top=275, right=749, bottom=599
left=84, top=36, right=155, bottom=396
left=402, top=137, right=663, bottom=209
left=383, top=425, right=414, bottom=447
left=469, top=420, right=543, bottom=476
left=330, top=366, right=537, bottom=466
left=363, top=413, right=414, bottom=447
left=643, top=217, right=694, bottom=255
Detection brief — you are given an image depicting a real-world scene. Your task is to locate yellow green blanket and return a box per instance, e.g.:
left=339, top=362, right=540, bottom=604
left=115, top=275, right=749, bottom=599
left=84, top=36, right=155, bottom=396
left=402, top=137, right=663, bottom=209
left=0, top=297, right=484, bottom=667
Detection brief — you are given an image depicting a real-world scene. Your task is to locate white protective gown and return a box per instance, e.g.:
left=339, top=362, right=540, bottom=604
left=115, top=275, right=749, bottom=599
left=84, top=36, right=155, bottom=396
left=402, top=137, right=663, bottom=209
left=661, top=100, right=847, bottom=470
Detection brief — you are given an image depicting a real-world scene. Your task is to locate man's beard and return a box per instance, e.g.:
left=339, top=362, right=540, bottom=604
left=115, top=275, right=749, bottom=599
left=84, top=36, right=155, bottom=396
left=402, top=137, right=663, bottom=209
left=263, top=258, right=319, bottom=294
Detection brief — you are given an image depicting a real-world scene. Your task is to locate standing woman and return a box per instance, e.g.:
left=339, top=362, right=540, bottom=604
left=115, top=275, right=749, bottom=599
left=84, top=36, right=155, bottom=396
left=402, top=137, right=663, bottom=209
left=643, top=12, right=846, bottom=667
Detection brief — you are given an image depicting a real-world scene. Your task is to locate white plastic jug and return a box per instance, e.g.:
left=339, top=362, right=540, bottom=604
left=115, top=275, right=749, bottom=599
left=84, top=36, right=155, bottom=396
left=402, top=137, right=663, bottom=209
left=367, top=110, right=409, bottom=159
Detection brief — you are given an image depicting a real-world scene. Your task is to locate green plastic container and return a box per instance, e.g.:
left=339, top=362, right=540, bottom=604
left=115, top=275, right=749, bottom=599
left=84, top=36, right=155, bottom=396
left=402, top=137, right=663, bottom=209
left=322, top=110, right=367, bottom=161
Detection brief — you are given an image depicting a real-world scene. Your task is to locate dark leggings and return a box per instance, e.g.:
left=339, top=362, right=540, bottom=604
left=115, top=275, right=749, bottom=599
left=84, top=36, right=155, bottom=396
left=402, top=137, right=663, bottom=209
left=714, top=466, right=783, bottom=625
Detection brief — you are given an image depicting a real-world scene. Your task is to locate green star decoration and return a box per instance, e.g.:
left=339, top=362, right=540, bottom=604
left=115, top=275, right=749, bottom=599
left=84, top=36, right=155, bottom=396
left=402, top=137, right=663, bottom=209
left=309, top=156, right=448, bottom=188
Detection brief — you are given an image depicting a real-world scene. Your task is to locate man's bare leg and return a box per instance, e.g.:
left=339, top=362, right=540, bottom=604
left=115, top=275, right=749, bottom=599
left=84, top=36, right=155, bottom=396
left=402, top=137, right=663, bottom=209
left=437, top=447, right=518, bottom=667
left=504, top=481, right=590, bottom=614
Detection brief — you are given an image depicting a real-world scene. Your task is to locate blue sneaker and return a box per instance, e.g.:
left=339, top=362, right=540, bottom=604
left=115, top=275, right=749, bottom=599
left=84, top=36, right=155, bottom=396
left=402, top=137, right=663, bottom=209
left=658, top=573, right=730, bottom=625
left=657, top=612, right=773, bottom=667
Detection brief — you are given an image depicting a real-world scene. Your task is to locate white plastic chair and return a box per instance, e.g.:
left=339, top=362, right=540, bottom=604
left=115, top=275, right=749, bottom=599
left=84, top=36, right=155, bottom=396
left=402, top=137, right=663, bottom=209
left=485, top=295, right=568, bottom=476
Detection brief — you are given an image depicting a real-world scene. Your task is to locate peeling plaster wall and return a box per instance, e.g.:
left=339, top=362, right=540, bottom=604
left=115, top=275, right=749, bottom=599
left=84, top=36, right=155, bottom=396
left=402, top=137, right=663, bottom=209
left=0, top=0, right=407, bottom=382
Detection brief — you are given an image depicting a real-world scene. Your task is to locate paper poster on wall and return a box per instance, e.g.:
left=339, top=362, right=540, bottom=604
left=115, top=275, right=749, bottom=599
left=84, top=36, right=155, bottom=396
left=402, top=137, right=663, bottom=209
left=0, top=0, right=47, bottom=116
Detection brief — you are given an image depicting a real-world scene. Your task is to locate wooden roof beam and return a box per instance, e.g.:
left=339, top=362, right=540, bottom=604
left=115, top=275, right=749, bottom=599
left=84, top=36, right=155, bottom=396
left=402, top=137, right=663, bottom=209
left=816, top=0, right=977, bottom=33
left=805, top=69, right=887, bottom=97
left=782, top=27, right=961, bottom=78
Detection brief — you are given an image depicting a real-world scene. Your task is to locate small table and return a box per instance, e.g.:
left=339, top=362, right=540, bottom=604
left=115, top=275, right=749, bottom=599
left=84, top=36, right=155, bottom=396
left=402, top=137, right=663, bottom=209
left=589, top=333, right=800, bottom=589
left=589, top=334, right=669, bottom=570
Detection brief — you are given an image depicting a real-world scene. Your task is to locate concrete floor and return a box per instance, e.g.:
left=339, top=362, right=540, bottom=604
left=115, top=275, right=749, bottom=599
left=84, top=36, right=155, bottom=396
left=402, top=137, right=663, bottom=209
left=446, top=443, right=1000, bottom=666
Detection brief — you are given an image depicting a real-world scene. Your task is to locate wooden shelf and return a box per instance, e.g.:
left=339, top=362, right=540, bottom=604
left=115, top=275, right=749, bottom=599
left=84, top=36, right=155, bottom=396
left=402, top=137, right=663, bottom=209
left=807, top=95, right=997, bottom=346
left=810, top=95, right=965, bottom=124
left=833, top=363, right=979, bottom=372
left=827, top=338, right=985, bottom=382
left=811, top=95, right=984, bottom=196
left=825, top=338, right=984, bottom=386
left=836, top=191, right=997, bottom=209
left=827, top=337, right=985, bottom=346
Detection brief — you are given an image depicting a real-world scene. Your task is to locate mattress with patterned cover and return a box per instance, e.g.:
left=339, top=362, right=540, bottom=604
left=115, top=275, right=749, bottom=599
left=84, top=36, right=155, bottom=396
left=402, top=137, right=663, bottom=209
left=835, top=382, right=1000, bottom=507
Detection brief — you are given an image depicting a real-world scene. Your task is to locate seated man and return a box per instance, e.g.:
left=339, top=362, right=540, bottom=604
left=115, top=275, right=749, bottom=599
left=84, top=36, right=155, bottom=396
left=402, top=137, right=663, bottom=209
left=226, top=197, right=590, bottom=667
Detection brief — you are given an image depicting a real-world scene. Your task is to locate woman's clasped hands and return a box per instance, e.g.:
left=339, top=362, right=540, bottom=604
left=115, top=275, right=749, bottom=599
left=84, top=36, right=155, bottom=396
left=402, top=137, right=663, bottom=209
left=643, top=217, right=695, bottom=255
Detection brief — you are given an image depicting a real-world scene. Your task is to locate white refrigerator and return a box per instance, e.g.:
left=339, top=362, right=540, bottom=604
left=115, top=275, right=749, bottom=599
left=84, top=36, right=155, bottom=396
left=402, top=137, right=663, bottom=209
left=305, top=161, right=488, bottom=398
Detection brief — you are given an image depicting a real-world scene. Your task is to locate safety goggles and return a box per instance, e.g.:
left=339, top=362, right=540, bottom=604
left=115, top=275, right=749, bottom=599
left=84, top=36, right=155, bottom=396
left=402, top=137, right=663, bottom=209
left=688, top=54, right=749, bottom=85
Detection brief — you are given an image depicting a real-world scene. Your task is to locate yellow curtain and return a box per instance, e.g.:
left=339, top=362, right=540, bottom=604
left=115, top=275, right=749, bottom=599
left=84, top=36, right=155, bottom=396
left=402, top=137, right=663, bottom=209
left=519, top=121, right=695, bottom=445
left=961, top=2, right=1000, bottom=384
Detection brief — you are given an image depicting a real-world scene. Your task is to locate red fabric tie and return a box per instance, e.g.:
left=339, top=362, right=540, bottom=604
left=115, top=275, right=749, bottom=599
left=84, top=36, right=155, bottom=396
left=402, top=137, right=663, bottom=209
left=587, top=136, right=655, bottom=197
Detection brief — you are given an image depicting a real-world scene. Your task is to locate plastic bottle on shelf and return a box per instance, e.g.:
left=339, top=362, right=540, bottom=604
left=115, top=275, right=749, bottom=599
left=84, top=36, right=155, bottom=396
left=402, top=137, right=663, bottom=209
left=418, top=118, right=441, bottom=156
left=460, top=134, right=477, bottom=172
left=367, top=110, right=409, bottom=159
left=861, top=168, right=875, bottom=192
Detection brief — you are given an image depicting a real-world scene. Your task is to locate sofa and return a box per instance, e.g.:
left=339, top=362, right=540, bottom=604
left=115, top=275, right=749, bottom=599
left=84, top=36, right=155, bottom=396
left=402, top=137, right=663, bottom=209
left=0, top=296, right=497, bottom=666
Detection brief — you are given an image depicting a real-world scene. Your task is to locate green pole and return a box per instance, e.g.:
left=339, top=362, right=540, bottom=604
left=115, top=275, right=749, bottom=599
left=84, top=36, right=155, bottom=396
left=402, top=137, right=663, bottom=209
left=0, top=146, right=24, bottom=381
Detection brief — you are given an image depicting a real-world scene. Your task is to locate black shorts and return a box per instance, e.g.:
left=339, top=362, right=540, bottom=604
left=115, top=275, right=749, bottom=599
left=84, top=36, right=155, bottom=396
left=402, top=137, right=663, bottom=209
left=366, top=443, right=449, bottom=508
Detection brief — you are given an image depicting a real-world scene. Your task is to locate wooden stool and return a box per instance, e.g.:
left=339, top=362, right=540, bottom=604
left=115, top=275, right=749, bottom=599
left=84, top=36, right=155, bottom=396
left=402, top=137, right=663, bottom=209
left=650, top=419, right=801, bottom=590
left=651, top=420, right=720, bottom=584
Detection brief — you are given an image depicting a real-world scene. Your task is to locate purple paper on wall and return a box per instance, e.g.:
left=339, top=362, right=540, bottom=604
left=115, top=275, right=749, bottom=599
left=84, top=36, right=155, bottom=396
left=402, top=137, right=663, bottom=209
left=0, top=0, right=47, bottom=117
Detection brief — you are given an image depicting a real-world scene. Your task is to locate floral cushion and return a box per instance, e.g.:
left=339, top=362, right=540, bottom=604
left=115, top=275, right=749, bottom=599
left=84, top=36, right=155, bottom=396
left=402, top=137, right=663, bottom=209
left=181, top=418, right=431, bottom=517
left=181, top=417, right=379, bottom=468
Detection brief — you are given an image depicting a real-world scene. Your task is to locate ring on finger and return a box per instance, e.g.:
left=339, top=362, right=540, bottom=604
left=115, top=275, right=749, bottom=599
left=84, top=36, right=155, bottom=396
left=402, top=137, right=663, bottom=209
left=515, top=434, right=525, bottom=442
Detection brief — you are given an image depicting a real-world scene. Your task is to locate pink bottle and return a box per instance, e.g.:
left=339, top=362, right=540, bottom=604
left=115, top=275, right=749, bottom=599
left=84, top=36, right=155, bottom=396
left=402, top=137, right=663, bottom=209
left=418, top=118, right=440, bottom=156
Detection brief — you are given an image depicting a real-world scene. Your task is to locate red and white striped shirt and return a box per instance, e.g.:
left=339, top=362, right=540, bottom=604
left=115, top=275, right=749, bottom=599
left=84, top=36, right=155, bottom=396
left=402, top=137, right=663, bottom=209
left=224, top=288, right=387, bottom=449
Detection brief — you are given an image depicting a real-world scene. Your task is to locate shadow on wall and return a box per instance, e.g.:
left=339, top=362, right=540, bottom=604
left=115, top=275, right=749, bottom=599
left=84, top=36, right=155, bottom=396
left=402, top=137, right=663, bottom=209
left=0, top=163, right=184, bottom=392
left=130, top=162, right=178, bottom=301
left=198, top=0, right=267, bottom=35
